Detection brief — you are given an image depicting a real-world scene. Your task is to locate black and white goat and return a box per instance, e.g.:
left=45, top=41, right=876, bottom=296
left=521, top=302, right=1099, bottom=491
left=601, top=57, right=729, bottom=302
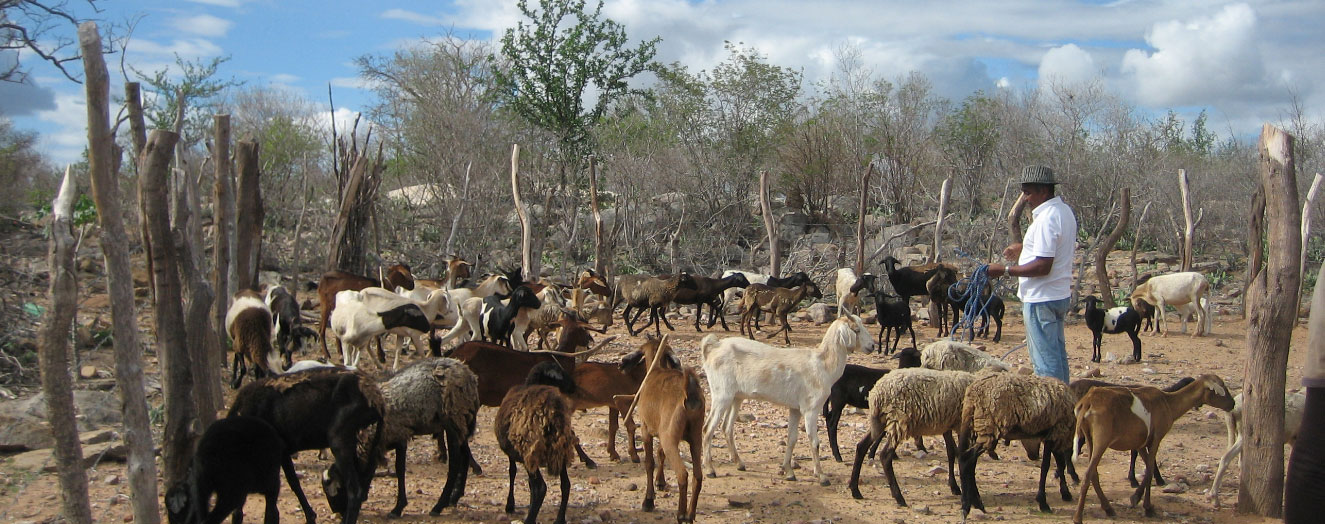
left=266, top=285, right=317, bottom=361
left=1082, top=295, right=1142, bottom=363
left=480, top=285, right=542, bottom=348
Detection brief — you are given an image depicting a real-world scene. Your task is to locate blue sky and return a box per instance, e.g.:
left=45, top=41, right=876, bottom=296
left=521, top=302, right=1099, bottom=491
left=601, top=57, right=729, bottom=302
left=3, top=0, right=1323, bottom=165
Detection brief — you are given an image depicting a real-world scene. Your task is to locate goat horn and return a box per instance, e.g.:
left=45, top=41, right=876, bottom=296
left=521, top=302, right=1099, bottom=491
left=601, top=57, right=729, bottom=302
left=536, top=335, right=619, bottom=358
left=624, top=333, right=668, bottom=420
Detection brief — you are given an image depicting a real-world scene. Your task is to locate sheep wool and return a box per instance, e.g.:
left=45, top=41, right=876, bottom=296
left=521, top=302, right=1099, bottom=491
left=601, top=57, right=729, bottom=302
left=380, top=358, right=479, bottom=449
left=495, top=385, right=578, bottom=473
left=869, top=368, right=977, bottom=440
left=921, top=340, right=1011, bottom=372
left=961, top=372, right=1075, bottom=453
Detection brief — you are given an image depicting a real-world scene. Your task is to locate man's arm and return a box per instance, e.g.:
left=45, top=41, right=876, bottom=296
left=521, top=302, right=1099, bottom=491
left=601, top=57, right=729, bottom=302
left=988, top=256, right=1054, bottom=278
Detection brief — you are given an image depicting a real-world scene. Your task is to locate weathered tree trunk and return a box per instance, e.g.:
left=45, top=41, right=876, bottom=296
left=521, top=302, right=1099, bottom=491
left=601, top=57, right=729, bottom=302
left=141, top=129, right=196, bottom=488
left=327, top=142, right=384, bottom=276
left=174, top=176, right=220, bottom=423
left=1095, top=189, right=1130, bottom=307
left=1130, top=201, right=1153, bottom=288
left=80, top=23, right=159, bottom=524
left=669, top=203, right=686, bottom=275
left=1007, top=193, right=1028, bottom=248
left=211, top=115, right=233, bottom=402
left=1240, top=124, right=1300, bottom=517
left=1244, top=187, right=1266, bottom=319
left=1179, top=169, right=1197, bottom=272
left=759, top=170, right=781, bottom=276
left=855, top=163, right=873, bottom=275
left=124, top=81, right=154, bottom=301
left=931, top=177, right=951, bottom=263
left=234, top=140, right=263, bottom=290
left=444, top=161, right=472, bottom=258
left=511, top=145, right=533, bottom=281
left=589, top=156, right=608, bottom=277
left=1299, top=172, right=1323, bottom=307
left=37, top=169, right=91, bottom=524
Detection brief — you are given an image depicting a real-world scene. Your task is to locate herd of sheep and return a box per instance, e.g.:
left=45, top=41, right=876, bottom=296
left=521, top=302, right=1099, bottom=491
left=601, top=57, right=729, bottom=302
left=163, top=257, right=1297, bottom=524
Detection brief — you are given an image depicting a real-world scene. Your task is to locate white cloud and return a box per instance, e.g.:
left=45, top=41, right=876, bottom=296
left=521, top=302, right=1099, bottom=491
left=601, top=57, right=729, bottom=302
left=129, top=37, right=224, bottom=61
left=313, top=107, right=370, bottom=139
left=269, top=73, right=299, bottom=84
left=34, top=92, right=90, bottom=166
left=184, top=0, right=245, bottom=7
left=1038, top=44, right=1097, bottom=91
left=171, top=14, right=233, bottom=38
left=330, top=77, right=379, bottom=90
left=381, top=9, right=447, bottom=26
left=1121, top=3, right=1271, bottom=107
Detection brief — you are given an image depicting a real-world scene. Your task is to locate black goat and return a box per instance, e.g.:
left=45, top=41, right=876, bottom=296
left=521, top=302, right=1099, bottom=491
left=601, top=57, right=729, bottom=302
left=880, top=257, right=958, bottom=334
left=670, top=273, right=750, bottom=331
left=765, top=271, right=813, bottom=288
left=165, top=416, right=285, bottom=524
left=267, top=285, right=316, bottom=362
left=823, top=349, right=922, bottom=462
left=227, top=368, right=386, bottom=524
left=946, top=281, right=1005, bottom=343
left=1082, top=295, right=1142, bottom=363
left=873, top=291, right=915, bottom=354
left=480, top=286, right=542, bottom=348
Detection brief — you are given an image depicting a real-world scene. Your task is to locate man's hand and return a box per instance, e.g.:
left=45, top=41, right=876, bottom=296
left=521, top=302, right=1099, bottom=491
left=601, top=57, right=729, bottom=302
left=1002, top=243, right=1023, bottom=261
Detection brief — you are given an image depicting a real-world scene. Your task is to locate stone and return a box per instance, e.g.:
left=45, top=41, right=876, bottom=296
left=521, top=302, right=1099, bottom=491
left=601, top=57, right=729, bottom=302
left=912, top=450, right=927, bottom=459
left=1142, top=367, right=1157, bottom=374
left=4, top=390, right=122, bottom=430
left=1083, top=368, right=1103, bottom=378
left=1104, top=352, right=1118, bottom=363
left=1016, top=366, right=1034, bottom=376
left=808, top=303, right=833, bottom=325
left=1162, top=482, right=1188, bottom=494
left=80, top=366, right=98, bottom=379
left=625, top=483, right=638, bottom=491
left=728, top=496, right=753, bottom=508
left=925, top=466, right=947, bottom=476
left=0, top=413, right=53, bottom=452
left=913, top=505, right=933, bottom=515
left=103, top=474, right=120, bottom=485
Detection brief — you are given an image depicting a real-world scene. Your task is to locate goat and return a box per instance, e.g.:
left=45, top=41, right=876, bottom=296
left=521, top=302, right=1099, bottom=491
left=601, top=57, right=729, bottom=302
left=616, top=273, right=698, bottom=337
left=329, top=290, right=439, bottom=369
left=226, top=294, right=283, bottom=388
left=227, top=368, right=387, bottom=524
left=836, top=268, right=877, bottom=315
left=670, top=272, right=751, bottom=332
left=480, top=285, right=542, bottom=348
left=946, top=280, right=1005, bottom=342
left=1082, top=295, right=1142, bottom=363
left=1210, top=391, right=1306, bottom=508
left=315, top=264, right=415, bottom=360
left=1130, top=271, right=1210, bottom=337
left=1133, top=296, right=1211, bottom=335
left=738, top=281, right=823, bottom=344
left=873, top=291, right=915, bottom=354
left=495, top=362, right=580, bottom=524
left=266, top=285, right=316, bottom=362
left=824, top=351, right=922, bottom=463
left=568, top=342, right=681, bottom=464
left=516, top=286, right=573, bottom=350
left=1069, top=377, right=1196, bottom=487
left=719, top=269, right=771, bottom=313
left=1071, top=374, right=1235, bottom=522
left=573, top=269, right=612, bottom=321
left=880, top=257, right=958, bottom=334
left=164, top=416, right=285, bottom=524
left=700, top=314, right=874, bottom=485
left=611, top=336, right=706, bottom=523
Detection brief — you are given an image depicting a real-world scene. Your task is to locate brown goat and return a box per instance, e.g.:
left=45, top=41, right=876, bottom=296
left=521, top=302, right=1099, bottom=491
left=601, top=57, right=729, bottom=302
left=616, top=273, right=698, bottom=337
left=738, top=281, right=823, bottom=344
left=316, top=264, right=415, bottom=360
left=612, top=336, right=705, bottom=523
left=226, top=293, right=281, bottom=388
left=569, top=340, right=681, bottom=464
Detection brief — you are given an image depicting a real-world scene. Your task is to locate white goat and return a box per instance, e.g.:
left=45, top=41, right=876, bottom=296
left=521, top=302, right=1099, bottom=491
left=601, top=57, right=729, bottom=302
left=835, top=268, right=877, bottom=315
left=700, top=314, right=875, bottom=485
left=1209, top=391, right=1306, bottom=508
left=1130, top=271, right=1210, bottom=336
left=329, top=290, right=435, bottom=369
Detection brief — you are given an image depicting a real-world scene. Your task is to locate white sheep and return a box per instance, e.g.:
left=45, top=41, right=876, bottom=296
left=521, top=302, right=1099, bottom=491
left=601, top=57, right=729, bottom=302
left=921, top=340, right=1011, bottom=372
left=700, top=314, right=875, bottom=486
left=847, top=367, right=976, bottom=506
left=1209, top=391, right=1305, bottom=508
left=1130, top=271, right=1210, bottom=336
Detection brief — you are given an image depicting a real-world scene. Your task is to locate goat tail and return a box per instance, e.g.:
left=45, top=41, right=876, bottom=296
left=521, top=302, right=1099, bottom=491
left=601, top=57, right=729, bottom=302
left=683, top=368, right=704, bottom=411
left=699, top=334, right=719, bottom=359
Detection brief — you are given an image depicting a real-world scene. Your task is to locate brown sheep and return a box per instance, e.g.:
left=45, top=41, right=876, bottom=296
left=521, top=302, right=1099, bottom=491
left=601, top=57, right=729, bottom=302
left=495, top=362, right=580, bottom=524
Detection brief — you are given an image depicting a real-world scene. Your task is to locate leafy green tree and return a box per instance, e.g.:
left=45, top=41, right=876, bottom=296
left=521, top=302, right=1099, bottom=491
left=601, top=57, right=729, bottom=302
left=490, top=0, right=659, bottom=166
left=131, top=54, right=242, bottom=149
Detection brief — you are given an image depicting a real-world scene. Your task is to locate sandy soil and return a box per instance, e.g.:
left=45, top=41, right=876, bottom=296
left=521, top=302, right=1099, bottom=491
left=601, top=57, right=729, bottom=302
left=0, top=299, right=1307, bottom=524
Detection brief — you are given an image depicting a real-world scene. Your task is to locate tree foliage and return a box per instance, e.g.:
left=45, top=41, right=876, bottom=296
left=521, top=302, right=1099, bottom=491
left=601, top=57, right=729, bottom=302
left=131, top=54, right=242, bottom=148
left=1, top=0, right=99, bottom=83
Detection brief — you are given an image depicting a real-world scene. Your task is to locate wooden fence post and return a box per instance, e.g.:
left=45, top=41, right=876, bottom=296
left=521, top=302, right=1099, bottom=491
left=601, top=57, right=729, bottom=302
left=854, top=162, right=873, bottom=275
left=234, top=140, right=263, bottom=290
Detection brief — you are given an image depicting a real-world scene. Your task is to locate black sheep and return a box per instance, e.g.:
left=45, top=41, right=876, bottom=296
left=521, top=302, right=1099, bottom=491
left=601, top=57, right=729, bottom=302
left=1082, top=295, right=1142, bottom=363
left=165, top=416, right=285, bottom=524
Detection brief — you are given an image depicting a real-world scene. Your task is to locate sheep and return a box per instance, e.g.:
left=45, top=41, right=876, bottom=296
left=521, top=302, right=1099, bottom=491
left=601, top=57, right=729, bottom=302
left=226, top=293, right=283, bottom=388
left=738, top=281, right=823, bottom=344
left=1081, top=295, right=1142, bottom=363
left=848, top=367, right=979, bottom=505
left=164, top=416, right=285, bottom=524
left=719, top=269, right=770, bottom=313
left=616, top=273, right=698, bottom=337
left=611, top=336, right=706, bottom=523
left=1071, top=374, right=1235, bottom=522
left=958, top=372, right=1080, bottom=518
left=568, top=342, right=681, bottom=464
left=1209, top=391, right=1306, bottom=508
left=329, top=290, right=439, bottom=369
left=266, top=285, right=317, bottom=361
left=873, top=291, right=915, bottom=354
left=495, top=361, right=580, bottom=524
left=315, top=264, right=415, bottom=360
left=227, top=367, right=387, bottom=524
left=921, top=340, right=1011, bottom=372
left=824, top=349, right=922, bottom=463
left=286, top=359, right=356, bottom=373
left=700, top=313, right=875, bottom=485
left=1129, top=271, right=1210, bottom=337
left=1068, top=376, right=1196, bottom=487
left=321, top=358, right=480, bottom=517
left=670, top=272, right=751, bottom=332
left=480, top=285, right=542, bottom=348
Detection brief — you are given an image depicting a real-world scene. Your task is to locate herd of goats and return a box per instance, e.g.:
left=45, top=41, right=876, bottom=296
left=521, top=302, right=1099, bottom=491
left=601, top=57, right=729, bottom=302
left=161, top=254, right=1298, bottom=524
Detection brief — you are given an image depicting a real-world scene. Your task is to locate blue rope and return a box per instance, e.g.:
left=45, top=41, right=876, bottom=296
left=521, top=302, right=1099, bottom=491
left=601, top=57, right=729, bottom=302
left=946, top=248, right=1011, bottom=342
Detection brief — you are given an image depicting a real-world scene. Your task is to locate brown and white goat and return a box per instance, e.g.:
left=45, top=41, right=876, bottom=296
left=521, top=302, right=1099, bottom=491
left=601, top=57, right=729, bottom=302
left=226, top=291, right=283, bottom=388
left=315, top=264, right=415, bottom=359
left=613, top=336, right=706, bottom=523
left=738, top=281, right=823, bottom=345
left=1071, top=374, right=1234, bottom=523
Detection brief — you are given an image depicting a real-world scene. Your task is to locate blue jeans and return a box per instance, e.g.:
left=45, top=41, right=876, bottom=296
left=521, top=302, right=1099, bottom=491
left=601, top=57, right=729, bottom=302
left=1024, top=298, right=1070, bottom=384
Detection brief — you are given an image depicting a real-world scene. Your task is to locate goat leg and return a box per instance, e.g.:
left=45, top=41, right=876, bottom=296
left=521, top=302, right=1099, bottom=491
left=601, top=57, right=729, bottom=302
left=390, top=444, right=408, bottom=517
left=554, top=467, right=570, bottom=524
left=504, top=457, right=518, bottom=514
left=574, top=442, right=598, bottom=469
left=281, top=456, right=318, bottom=524
left=525, top=468, right=547, bottom=524
left=849, top=432, right=875, bottom=499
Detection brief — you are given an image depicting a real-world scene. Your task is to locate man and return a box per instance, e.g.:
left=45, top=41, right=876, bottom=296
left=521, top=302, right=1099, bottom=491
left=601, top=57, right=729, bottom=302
left=987, top=166, right=1077, bottom=383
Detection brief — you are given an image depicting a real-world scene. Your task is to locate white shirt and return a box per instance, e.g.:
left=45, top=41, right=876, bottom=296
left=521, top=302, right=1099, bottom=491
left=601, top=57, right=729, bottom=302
left=1017, top=196, right=1077, bottom=303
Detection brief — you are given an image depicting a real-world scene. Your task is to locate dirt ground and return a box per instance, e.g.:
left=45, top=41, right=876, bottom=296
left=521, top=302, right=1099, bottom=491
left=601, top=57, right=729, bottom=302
left=0, top=295, right=1307, bottom=524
